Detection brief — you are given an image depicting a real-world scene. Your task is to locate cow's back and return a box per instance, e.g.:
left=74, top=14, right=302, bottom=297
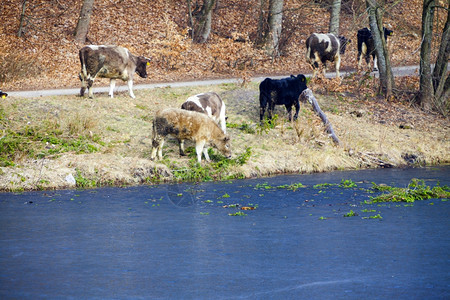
left=306, top=33, right=339, bottom=61
left=155, top=108, right=221, bottom=141
left=80, top=45, right=132, bottom=79
left=182, top=92, right=223, bottom=119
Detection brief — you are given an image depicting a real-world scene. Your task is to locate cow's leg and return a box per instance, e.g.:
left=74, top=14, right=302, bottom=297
left=202, top=146, right=211, bottom=162
left=313, top=52, right=321, bottom=78
left=150, top=139, right=159, bottom=160
left=285, top=104, right=293, bottom=121
left=260, top=106, right=266, bottom=123
left=359, top=43, right=367, bottom=70
left=373, top=54, right=379, bottom=71
left=179, top=139, right=186, bottom=156
left=157, top=139, right=165, bottom=160
left=195, top=140, right=207, bottom=163
left=79, top=73, right=86, bottom=97
left=87, top=78, right=95, bottom=98
left=109, top=79, right=116, bottom=98
left=259, top=93, right=268, bottom=123
left=334, top=55, right=341, bottom=78
left=127, top=79, right=136, bottom=98
left=268, top=101, right=276, bottom=122
left=293, top=101, right=300, bottom=121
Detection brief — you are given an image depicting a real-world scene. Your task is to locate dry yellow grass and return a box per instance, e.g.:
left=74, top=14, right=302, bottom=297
left=0, top=82, right=448, bottom=191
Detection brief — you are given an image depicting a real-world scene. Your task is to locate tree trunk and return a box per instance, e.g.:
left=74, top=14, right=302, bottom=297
left=366, top=0, right=394, bottom=98
left=432, top=3, right=449, bottom=104
left=301, top=89, right=341, bottom=146
left=256, top=0, right=268, bottom=46
left=74, top=0, right=95, bottom=43
left=419, top=0, right=435, bottom=110
left=329, top=0, right=341, bottom=35
left=17, top=0, right=27, bottom=37
left=192, top=0, right=216, bottom=43
left=266, top=0, right=284, bottom=57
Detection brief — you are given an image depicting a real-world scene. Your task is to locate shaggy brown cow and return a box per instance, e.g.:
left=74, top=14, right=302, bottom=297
left=151, top=108, right=231, bottom=163
left=79, top=45, right=151, bottom=99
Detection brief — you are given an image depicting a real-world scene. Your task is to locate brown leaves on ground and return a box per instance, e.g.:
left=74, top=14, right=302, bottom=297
left=1, top=0, right=446, bottom=92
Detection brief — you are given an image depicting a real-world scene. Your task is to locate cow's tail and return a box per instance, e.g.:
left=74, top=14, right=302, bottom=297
left=79, top=49, right=88, bottom=80
left=79, top=49, right=88, bottom=96
left=305, top=36, right=311, bottom=63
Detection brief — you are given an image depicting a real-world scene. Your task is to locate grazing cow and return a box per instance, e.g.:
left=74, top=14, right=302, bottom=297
left=259, top=74, right=308, bottom=123
left=151, top=108, right=231, bottom=163
left=305, top=33, right=350, bottom=78
left=0, top=90, right=7, bottom=98
left=181, top=92, right=227, bottom=156
left=79, top=45, right=151, bottom=99
left=357, top=27, right=393, bottom=71
left=181, top=92, right=227, bottom=133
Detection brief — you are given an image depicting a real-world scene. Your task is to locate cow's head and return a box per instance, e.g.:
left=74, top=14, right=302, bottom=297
left=338, top=36, right=351, bottom=54
left=294, top=74, right=308, bottom=90
left=383, top=27, right=394, bottom=40
left=217, top=135, right=232, bottom=159
left=0, top=90, right=7, bottom=99
left=135, top=56, right=151, bottom=78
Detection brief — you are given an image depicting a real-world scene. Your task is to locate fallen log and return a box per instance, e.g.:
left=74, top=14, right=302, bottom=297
left=300, top=88, right=341, bottom=146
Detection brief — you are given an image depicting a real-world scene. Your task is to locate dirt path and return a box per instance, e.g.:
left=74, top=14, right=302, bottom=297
left=6, top=65, right=426, bottom=98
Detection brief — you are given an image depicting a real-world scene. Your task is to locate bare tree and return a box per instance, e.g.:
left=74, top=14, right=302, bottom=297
left=17, top=0, right=28, bottom=37
left=256, top=0, right=268, bottom=45
left=266, top=0, right=284, bottom=57
left=74, top=0, right=95, bottom=43
left=188, top=0, right=216, bottom=43
left=366, top=0, right=394, bottom=98
left=329, top=0, right=341, bottom=35
left=419, top=0, right=449, bottom=114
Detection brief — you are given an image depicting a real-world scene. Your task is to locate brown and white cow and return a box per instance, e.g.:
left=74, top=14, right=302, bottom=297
left=151, top=108, right=231, bottom=163
left=79, top=45, right=151, bottom=99
left=305, top=33, right=350, bottom=78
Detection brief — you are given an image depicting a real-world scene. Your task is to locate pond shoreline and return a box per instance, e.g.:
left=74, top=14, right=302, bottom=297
left=1, top=82, right=448, bottom=192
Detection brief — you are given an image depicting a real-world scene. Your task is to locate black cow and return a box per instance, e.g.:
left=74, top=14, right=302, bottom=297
left=305, top=33, right=350, bottom=78
left=357, top=27, right=393, bottom=71
left=259, top=74, right=308, bottom=123
left=0, top=90, right=7, bottom=98
left=79, top=45, right=151, bottom=99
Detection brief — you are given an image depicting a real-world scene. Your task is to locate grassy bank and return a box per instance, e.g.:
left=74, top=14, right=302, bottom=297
left=0, top=80, right=448, bottom=192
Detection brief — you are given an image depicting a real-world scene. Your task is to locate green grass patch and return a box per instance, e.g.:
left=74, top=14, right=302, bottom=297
left=277, top=182, right=305, bottom=191
left=343, top=210, right=358, bottom=217
left=172, top=147, right=252, bottom=182
left=370, top=179, right=449, bottom=203
left=228, top=211, right=247, bottom=216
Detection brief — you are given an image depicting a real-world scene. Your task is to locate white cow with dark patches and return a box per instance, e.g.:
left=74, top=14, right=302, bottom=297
left=79, top=45, right=151, bottom=99
left=181, top=92, right=227, bottom=132
left=151, top=108, right=231, bottom=163
left=305, top=33, right=350, bottom=78
left=180, top=92, right=227, bottom=156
